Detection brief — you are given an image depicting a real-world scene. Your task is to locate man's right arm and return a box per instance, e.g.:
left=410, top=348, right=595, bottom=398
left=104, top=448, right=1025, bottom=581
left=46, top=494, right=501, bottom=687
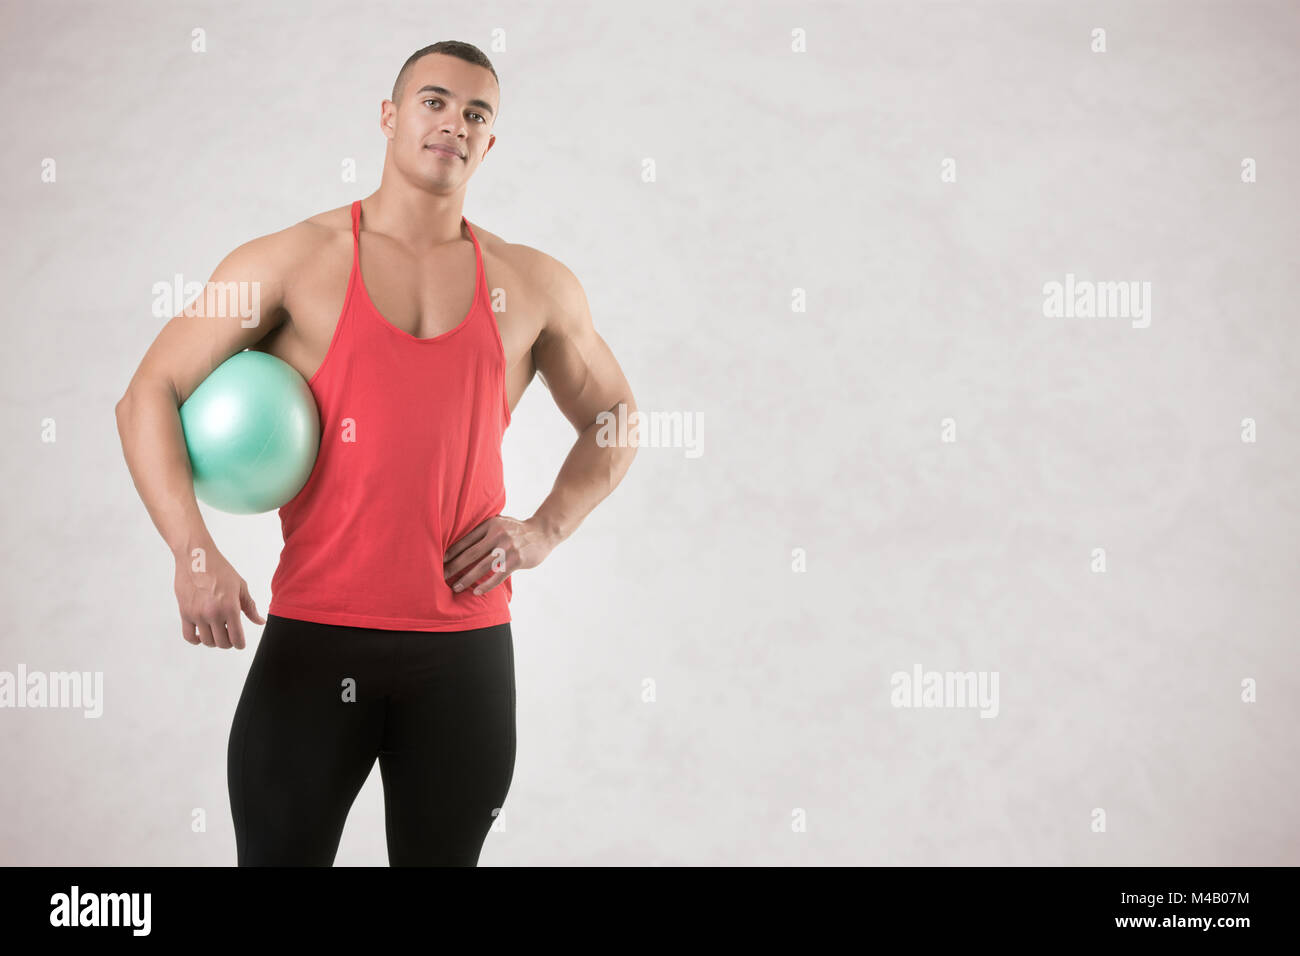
left=114, top=227, right=297, bottom=649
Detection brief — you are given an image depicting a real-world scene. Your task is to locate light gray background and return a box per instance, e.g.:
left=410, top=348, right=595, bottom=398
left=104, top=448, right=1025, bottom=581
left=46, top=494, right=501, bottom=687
left=2, top=0, right=1297, bottom=865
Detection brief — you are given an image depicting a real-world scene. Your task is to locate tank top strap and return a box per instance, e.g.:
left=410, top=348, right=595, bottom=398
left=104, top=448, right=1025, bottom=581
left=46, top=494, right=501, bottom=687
left=462, top=216, right=491, bottom=317
left=344, top=199, right=364, bottom=295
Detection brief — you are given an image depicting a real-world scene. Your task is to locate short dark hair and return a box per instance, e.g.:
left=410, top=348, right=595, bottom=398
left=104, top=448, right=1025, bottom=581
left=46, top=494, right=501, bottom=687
left=392, top=41, right=499, bottom=105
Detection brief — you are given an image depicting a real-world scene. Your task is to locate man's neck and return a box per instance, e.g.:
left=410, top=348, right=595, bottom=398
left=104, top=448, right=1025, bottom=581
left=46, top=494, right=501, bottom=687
left=363, top=182, right=467, bottom=249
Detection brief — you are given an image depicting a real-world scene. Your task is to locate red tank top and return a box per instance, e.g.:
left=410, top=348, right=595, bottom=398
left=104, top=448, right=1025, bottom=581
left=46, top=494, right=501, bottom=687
left=268, top=199, right=513, bottom=631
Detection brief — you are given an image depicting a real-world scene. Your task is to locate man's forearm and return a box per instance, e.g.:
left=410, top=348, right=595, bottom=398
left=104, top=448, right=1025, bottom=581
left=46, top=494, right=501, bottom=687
left=529, top=398, right=638, bottom=547
left=114, top=384, right=216, bottom=561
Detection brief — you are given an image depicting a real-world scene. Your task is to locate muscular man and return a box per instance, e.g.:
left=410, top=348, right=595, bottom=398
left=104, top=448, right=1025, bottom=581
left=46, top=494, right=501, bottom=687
left=114, top=41, right=638, bottom=866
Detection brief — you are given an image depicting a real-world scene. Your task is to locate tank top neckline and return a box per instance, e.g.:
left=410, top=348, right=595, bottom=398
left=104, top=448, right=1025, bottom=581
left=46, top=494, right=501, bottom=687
left=350, top=199, right=484, bottom=345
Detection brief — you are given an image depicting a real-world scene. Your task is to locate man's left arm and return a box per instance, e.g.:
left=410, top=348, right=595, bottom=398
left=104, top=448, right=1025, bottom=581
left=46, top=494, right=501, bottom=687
left=444, top=255, right=638, bottom=595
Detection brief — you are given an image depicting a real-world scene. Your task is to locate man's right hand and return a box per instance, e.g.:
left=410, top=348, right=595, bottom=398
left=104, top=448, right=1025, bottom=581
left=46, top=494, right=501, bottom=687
left=174, top=547, right=266, bottom=650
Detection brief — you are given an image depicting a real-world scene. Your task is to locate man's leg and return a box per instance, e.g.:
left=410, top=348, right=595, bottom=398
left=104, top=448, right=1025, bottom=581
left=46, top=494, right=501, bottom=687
left=379, top=623, right=517, bottom=866
left=228, top=614, right=392, bottom=865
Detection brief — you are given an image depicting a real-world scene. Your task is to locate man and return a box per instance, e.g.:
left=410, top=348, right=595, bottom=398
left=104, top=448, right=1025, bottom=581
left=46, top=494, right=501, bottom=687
left=114, top=40, right=638, bottom=866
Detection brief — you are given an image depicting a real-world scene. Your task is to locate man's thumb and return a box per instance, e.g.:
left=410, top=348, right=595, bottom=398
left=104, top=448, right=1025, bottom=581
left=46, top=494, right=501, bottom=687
left=241, top=585, right=266, bottom=625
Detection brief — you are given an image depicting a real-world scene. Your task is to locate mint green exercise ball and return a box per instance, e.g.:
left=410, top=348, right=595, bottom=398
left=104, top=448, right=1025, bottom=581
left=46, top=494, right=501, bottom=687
left=178, top=350, right=320, bottom=515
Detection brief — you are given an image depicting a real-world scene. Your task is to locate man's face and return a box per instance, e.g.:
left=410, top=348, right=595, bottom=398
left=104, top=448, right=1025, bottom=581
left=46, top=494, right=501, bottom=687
left=384, top=54, right=498, bottom=190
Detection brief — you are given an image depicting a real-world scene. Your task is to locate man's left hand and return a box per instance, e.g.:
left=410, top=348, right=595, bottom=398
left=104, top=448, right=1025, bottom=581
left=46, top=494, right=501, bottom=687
left=443, top=515, right=556, bottom=596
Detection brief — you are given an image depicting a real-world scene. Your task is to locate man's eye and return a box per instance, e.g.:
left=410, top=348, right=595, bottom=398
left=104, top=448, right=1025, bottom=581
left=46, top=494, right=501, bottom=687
left=425, top=99, right=483, bottom=123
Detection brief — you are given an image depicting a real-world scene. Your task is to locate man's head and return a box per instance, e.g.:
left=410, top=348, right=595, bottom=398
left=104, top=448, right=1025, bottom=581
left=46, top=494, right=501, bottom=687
left=382, top=41, right=499, bottom=193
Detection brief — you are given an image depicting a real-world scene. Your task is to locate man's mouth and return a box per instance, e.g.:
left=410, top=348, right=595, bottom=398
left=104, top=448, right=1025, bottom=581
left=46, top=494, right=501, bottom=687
left=425, top=145, right=462, bottom=158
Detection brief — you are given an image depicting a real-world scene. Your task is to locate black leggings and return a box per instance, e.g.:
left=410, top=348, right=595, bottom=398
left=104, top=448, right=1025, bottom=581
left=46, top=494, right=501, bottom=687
left=227, top=613, right=516, bottom=866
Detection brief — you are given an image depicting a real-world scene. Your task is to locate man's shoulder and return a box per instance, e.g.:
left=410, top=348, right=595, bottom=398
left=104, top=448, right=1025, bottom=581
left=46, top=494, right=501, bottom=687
left=296, top=203, right=352, bottom=246
left=470, top=224, right=581, bottom=301
left=236, top=204, right=349, bottom=263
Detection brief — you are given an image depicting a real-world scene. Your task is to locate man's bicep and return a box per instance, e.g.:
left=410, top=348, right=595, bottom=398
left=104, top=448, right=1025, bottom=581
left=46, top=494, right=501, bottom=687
left=128, top=230, right=293, bottom=406
left=531, top=260, right=634, bottom=432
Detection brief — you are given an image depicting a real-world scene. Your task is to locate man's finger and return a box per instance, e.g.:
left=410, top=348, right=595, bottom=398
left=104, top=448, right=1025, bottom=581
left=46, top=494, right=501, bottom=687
left=210, top=618, right=233, bottom=650
left=472, top=570, right=509, bottom=596
left=450, top=556, right=493, bottom=593
left=181, top=618, right=200, bottom=645
left=226, top=613, right=246, bottom=650
left=444, top=520, right=490, bottom=563
left=443, top=545, right=482, bottom=583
